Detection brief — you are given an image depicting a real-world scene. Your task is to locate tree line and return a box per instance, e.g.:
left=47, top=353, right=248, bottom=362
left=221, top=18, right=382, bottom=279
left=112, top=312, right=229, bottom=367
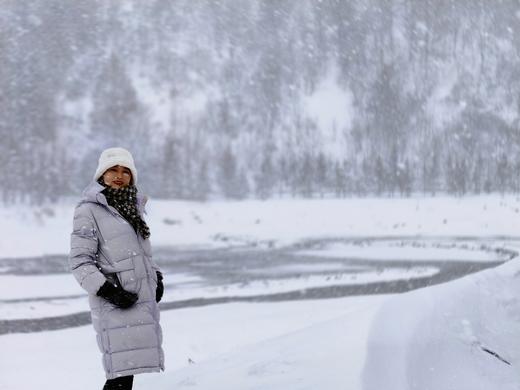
left=1, top=0, right=520, bottom=203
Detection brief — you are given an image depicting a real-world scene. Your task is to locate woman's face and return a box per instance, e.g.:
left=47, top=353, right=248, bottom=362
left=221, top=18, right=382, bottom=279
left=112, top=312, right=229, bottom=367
left=102, top=165, right=132, bottom=189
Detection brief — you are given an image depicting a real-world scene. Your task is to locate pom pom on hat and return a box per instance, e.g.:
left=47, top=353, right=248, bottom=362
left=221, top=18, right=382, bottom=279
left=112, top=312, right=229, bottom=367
left=93, top=147, right=138, bottom=184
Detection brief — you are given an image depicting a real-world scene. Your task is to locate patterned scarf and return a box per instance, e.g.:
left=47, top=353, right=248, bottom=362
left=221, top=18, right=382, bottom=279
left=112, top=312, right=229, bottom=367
left=98, top=180, right=151, bottom=239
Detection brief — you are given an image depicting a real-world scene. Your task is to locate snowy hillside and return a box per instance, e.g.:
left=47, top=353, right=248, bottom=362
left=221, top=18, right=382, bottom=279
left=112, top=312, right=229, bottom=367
left=3, top=1, right=520, bottom=202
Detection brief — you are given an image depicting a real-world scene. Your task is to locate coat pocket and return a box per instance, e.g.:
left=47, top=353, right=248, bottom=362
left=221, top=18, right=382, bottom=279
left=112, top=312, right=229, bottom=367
left=114, top=258, right=140, bottom=294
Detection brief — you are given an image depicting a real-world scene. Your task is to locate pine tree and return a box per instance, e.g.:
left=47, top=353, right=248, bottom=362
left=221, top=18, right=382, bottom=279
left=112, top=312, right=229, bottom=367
left=496, top=154, right=509, bottom=194
left=277, top=156, right=290, bottom=196
left=397, top=159, right=413, bottom=197
left=162, top=135, right=183, bottom=199
left=255, top=152, right=275, bottom=199
left=298, top=152, right=315, bottom=198
left=90, top=54, right=143, bottom=145
left=193, top=158, right=211, bottom=201
left=218, top=145, right=249, bottom=199
left=315, top=152, right=328, bottom=198
left=334, top=160, right=348, bottom=197
left=472, top=153, right=484, bottom=194
left=374, top=156, right=386, bottom=195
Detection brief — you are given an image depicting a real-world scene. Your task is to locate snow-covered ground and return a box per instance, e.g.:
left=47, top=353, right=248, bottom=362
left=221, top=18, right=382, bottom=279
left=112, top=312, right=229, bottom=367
left=143, top=246, right=520, bottom=390
left=2, top=194, right=520, bottom=258
left=1, top=195, right=519, bottom=389
left=298, top=239, right=507, bottom=262
left=0, top=297, right=388, bottom=390
left=362, top=249, right=520, bottom=390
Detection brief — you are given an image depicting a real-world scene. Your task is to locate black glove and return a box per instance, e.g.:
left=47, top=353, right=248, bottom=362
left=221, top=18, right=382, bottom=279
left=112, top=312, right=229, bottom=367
left=97, top=281, right=138, bottom=309
left=156, top=271, right=164, bottom=303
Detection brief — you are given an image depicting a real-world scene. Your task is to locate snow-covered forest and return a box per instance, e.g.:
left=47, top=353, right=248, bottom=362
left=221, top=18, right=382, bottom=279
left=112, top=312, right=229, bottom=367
left=2, top=0, right=520, bottom=203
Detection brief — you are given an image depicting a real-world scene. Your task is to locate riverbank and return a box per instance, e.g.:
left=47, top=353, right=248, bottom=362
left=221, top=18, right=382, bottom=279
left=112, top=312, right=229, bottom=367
left=2, top=194, right=520, bottom=258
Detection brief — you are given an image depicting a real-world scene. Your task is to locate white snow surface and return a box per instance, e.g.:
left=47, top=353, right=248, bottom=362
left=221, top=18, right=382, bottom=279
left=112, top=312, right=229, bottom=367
left=0, top=195, right=519, bottom=389
left=362, top=251, right=520, bottom=390
left=299, top=239, right=505, bottom=262
left=2, top=195, right=520, bottom=258
left=0, top=297, right=388, bottom=390
left=4, top=257, right=520, bottom=390
left=147, top=255, right=520, bottom=390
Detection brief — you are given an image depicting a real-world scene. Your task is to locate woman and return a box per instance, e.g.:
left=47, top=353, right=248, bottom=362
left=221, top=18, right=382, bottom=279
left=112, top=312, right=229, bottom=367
left=69, top=147, right=165, bottom=390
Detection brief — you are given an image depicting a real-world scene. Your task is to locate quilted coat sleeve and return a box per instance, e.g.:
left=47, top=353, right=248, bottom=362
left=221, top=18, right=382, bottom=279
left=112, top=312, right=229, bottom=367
left=150, top=257, right=162, bottom=274
left=69, top=204, right=107, bottom=295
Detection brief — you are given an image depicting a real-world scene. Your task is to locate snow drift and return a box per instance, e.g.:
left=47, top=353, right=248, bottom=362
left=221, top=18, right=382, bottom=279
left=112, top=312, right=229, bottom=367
left=363, top=253, right=520, bottom=390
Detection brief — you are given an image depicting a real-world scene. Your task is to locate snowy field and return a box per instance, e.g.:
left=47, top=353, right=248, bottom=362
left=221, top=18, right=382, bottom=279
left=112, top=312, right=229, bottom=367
left=2, top=194, right=520, bottom=258
left=1, top=195, right=520, bottom=389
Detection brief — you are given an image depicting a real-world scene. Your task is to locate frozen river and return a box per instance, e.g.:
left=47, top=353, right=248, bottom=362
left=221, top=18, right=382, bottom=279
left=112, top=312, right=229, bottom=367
left=0, top=237, right=513, bottom=334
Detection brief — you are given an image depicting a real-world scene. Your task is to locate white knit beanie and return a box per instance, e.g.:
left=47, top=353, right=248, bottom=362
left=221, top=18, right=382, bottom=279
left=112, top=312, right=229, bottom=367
left=93, top=147, right=138, bottom=184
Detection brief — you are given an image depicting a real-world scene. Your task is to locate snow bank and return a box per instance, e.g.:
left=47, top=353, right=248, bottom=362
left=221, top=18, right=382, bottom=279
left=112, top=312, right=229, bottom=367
left=362, top=255, right=520, bottom=390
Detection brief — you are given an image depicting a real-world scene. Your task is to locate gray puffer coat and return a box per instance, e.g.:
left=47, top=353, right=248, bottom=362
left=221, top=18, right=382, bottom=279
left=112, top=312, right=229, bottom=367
left=69, top=181, right=165, bottom=379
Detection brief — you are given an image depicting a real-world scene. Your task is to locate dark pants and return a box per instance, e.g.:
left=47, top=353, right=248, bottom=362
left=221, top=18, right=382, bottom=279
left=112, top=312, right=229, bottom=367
left=103, top=375, right=134, bottom=390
